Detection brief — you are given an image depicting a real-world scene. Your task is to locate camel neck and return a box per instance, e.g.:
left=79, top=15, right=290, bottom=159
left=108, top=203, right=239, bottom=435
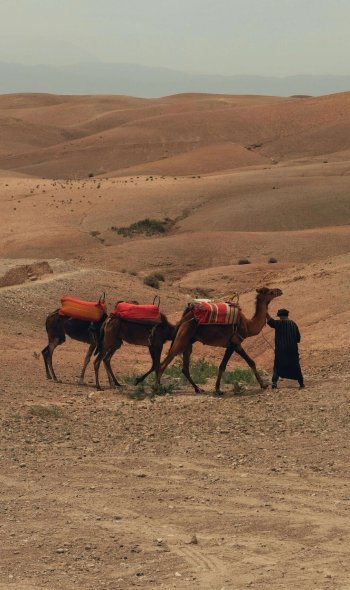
left=246, top=297, right=269, bottom=336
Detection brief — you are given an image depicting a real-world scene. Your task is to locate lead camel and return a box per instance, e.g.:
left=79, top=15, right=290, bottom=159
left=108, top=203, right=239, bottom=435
left=156, top=287, right=283, bottom=395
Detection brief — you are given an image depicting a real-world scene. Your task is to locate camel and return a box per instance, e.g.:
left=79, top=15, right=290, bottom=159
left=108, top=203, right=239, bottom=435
left=42, top=311, right=108, bottom=384
left=93, top=312, right=175, bottom=391
left=156, top=287, right=283, bottom=395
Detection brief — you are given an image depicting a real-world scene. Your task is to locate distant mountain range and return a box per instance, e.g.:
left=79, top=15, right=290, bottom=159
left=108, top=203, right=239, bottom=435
left=1, top=62, right=350, bottom=97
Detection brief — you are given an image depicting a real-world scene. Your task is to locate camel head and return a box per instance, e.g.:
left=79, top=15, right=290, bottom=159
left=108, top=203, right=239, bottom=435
left=256, top=287, right=283, bottom=305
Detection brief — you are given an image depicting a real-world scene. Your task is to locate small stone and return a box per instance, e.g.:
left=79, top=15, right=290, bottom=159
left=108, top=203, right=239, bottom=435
left=188, top=534, right=198, bottom=545
left=175, top=572, right=182, bottom=577
left=56, top=548, right=67, bottom=554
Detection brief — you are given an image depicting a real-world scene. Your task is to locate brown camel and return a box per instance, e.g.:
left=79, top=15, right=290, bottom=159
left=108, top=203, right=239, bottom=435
left=156, top=287, right=283, bottom=394
left=94, top=313, right=175, bottom=391
left=42, top=311, right=108, bottom=384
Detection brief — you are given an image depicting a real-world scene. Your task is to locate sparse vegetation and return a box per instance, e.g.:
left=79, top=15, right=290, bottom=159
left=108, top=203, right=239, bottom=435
left=28, top=405, right=63, bottom=419
left=143, top=274, right=160, bottom=289
left=113, top=218, right=173, bottom=238
left=268, top=257, right=278, bottom=263
left=193, top=287, right=213, bottom=299
left=222, top=368, right=255, bottom=384
left=162, top=358, right=256, bottom=387
left=143, top=271, right=165, bottom=289
left=127, top=380, right=174, bottom=400
left=88, top=172, right=94, bottom=177
left=123, top=360, right=256, bottom=392
left=151, top=271, right=165, bottom=282
left=238, top=258, right=251, bottom=265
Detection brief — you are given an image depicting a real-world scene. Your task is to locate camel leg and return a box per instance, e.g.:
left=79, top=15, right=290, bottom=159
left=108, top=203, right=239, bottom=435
left=95, top=341, right=122, bottom=391
left=78, top=343, right=95, bottom=385
left=134, top=348, right=155, bottom=385
left=156, top=320, right=197, bottom=386
left=135, top=344, right=163, bottom=385
left=215, top=343, right=236, bottom=395
left=42, top=338, right=61, bottom=382
left=94, top=352, right=104, bottom=391
left=182, top=344, right=204, bottom=394
left=235, top=345, right=268, bottom=390
left=41, top=345, right=52, bottom=380
left=104, top=345, right=122, bottom=388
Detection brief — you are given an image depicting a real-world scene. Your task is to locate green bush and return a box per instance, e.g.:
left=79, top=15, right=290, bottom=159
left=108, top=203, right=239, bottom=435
left=114, top=218, right=171, bottom=237
left=164, top=360, right=258, bottom=387
left=238, top=258, right=251, bottom=265
left=144, top=274, right=160, bottom=289
left=143, top=271, right=165, bottom=288
left=151, top=271, right=165, bottom=282
left=222, top=368, right=255, bottom=384
left=127, top=381, right=174, bottom=400
left=164, top=358, right=217, bottom=384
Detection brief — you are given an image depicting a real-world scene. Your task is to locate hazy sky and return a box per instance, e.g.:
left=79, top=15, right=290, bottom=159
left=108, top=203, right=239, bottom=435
left=1, top=0, right=349, bottom=76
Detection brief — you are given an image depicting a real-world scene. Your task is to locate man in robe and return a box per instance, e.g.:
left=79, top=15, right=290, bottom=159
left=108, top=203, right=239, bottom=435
left=266, top=308, right=305, bottom=389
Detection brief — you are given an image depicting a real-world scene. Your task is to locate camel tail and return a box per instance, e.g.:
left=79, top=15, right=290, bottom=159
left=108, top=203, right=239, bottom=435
left=93, top=320, right=106, bottom=356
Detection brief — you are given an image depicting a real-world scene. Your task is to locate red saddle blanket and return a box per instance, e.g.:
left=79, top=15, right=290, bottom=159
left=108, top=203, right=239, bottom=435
left=111, top=302, right=161, bottom=323
left=59, top=297, right=106, bottom=322
left=192, top=301, right=240, bottom=325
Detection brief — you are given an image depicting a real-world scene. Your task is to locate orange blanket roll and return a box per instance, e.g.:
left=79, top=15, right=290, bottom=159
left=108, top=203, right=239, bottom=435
left=59, top=297, right=107, bottom=322
left=111, top=302, right=161, bottom=323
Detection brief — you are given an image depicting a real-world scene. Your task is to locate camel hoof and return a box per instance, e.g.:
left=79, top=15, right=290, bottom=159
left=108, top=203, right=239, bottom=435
left=78, top=379, right=85, bottom=386
left=213, top=390, right=224, bottom=396
left=261, top=383, right=269, bottom=390
left=195, top=388, right=205, bottom=395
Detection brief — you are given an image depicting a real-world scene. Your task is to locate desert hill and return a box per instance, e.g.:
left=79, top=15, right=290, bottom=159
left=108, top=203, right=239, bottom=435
left=0, top=92, right=350, bottom=177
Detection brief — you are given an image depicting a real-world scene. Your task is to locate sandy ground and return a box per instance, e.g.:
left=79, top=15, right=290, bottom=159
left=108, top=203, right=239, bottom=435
left=1, top=338, right=350, bottom=590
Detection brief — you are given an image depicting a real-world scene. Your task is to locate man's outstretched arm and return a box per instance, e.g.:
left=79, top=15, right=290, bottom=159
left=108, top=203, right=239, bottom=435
left=266, top=314, right=278, bottom=329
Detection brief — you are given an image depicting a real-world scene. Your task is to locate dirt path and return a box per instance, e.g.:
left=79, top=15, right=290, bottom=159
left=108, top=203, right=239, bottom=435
left=1, top=347, right=350, bottom=589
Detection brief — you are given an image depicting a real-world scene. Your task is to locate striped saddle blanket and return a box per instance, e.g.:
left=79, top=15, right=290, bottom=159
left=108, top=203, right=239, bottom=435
left=192, top=301, right=240, bottom=325
left=111, top=302, right=161, bottom=324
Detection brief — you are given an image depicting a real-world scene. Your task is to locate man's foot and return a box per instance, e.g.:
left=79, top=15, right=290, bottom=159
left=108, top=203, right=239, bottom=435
left=271, top=383, right=278, bottom=389
left=299, top=384, right=305, bottom=389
